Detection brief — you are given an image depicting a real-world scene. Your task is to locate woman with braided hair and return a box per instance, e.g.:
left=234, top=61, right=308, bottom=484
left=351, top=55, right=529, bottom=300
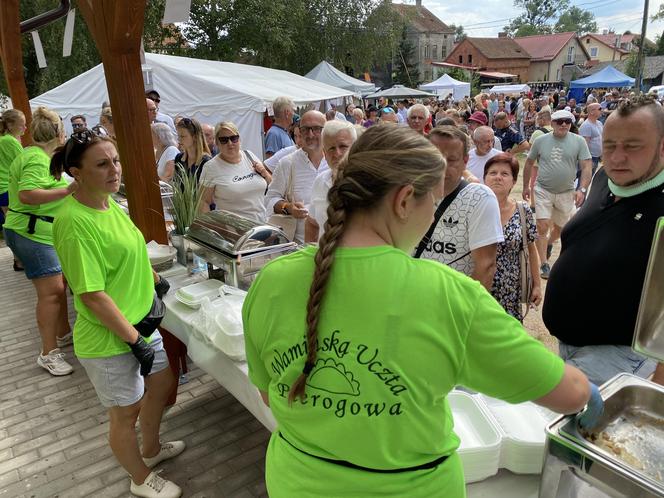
left=243, top=125, right=594, bottom=497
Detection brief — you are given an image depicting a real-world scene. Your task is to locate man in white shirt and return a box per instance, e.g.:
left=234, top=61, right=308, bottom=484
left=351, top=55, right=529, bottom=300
left=417, top=126, right=504, bottom=290
left=467, top=126, right=501, bottom=182
left=265, top=111, right=328, bottom=243
left=146, top=90, right=176, bottom=133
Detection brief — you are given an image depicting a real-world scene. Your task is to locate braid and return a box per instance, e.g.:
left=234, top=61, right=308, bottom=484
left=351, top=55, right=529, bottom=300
left=288, top=184, right=347, bottom=403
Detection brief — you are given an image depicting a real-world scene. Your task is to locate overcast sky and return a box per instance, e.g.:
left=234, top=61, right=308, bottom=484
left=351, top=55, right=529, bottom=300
left=396, top=0, right=664, bottom=40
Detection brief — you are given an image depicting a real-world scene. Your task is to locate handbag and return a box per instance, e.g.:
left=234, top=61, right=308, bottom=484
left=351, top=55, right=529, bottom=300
left=267, top=160, right=297, bottom=241
left=134, top=292, right=165, bottom=337
left=517, top=202, right=534, bottom=314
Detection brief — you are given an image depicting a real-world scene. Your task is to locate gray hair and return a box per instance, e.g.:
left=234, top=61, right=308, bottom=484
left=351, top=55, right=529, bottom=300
left=473, top=125, right=494, bottom=141
left=407, top=103, right=430, bottom=120
left=322, top=119, right=357, bottom=143
left=151, top=122, right=177, bottom=148
left=273, top=96, right=295, bottom=119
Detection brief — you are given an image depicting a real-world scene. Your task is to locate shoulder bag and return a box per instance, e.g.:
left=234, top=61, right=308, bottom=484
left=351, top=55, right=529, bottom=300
left=267, top=161, right=297, bottom=240
left=517, top=202, right=533, bottom=316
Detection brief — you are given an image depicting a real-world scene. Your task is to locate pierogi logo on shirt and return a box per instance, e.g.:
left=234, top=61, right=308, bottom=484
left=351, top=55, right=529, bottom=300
left=271, top=329, right=406, bottom=418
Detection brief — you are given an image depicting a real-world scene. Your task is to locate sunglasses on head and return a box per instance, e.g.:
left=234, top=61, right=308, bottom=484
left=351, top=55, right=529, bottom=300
left=553, top=119, right=572, bottom=125
left=70, top=126, right=108, bottom=144
left=217, top=134, right=239, bottom=144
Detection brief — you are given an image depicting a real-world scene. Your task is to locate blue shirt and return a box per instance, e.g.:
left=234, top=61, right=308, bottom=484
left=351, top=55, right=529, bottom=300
left=265, top=124, right=294, bottom=155
left=494, top=125, right=524, bottom=151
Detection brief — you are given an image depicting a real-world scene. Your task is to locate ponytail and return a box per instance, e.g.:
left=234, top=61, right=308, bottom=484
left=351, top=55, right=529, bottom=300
left=50, top=146, right=67, bottom=179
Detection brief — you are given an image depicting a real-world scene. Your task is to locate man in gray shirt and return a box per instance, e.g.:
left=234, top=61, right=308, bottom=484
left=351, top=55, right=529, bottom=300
left=522, top=110, right=592, bottom=279
left=579, top=102, right=603, bottom=175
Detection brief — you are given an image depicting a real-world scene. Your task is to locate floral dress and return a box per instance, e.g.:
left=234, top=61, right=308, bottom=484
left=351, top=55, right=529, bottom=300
left=523, top=110, right=537, bottom=142
left=490, top=203, right=537, bottom=322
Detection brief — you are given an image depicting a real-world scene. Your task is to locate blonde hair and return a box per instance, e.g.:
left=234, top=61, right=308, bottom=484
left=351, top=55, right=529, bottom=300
left=0, top=109, right=24, bottom=135
left=214, top=121, right=240, bottom=138
left=30, top=106, right=63, bottom=146
left=176, top=117, right=210, bottom=164
left=288, top=126, right=446, bottom=403
left=100, top=106, right=112, bottom=124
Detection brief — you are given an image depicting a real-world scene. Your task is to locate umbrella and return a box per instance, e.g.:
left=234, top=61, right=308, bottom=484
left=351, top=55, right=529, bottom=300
left=365, top=85, right=436, bottom=99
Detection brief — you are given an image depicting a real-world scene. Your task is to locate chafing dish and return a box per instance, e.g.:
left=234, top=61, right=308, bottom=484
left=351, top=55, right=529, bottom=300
left=540, top=374, right=664, bottom=497
left=185, top=210, right=297, bottom=290
left=633, top=217, right=664, bottom=362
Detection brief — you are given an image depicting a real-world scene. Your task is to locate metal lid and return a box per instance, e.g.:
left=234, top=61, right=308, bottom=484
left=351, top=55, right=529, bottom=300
left=186, top=210, right=292, bottom=255
left=633, top=217, right=664, bottom=362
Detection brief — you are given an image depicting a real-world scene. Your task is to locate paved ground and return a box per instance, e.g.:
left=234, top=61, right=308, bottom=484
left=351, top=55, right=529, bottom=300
left=0, top=241, right=270, bottom=498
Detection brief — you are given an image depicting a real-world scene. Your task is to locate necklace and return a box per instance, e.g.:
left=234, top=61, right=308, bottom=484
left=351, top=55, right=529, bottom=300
left=608, top=168, right=664, bottom=198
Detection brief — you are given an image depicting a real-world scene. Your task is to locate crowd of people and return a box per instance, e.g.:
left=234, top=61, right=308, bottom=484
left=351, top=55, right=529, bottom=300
left=1, top=84, right=663, bottom=497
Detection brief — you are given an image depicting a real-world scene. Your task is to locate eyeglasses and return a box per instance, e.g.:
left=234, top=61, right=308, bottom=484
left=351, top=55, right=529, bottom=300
left=553, top=119, right=573, bottom=125
left=300, top=126, right=324, bottom=135
left=217, top=135, right=240, bottom=144
left=72, top=123, right=85, bottom=129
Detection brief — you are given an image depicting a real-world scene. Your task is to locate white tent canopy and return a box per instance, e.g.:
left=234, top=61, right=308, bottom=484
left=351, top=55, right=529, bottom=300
left=30, top=53, right=355, bottom=158
left=304, top=61, right=376, bottom=96
left=487, top=83, right=530, bottom=95
left=365, top=85, right=435, bottom=99
left=419, top=74, right=470, bottom=101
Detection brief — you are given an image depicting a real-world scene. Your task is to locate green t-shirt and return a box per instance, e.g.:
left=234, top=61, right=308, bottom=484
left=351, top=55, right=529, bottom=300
left=53, top=195, right=154, bottom=358
left=0, top=134, right=22, bottom=194
left=3, top=146, right=68, bottom=244
left=243, top=245, right=564, bottom=497
left=527, top=132, right=591, bottom=194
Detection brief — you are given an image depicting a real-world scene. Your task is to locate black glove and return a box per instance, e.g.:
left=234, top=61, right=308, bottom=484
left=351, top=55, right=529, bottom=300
left=127, top=335, right=155, bottom=376
left=155, top=275, right=170, bottom=299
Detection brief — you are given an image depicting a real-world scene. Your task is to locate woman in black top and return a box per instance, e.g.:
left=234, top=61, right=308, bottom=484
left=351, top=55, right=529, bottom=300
left=174, top=117, right=210, bottom=182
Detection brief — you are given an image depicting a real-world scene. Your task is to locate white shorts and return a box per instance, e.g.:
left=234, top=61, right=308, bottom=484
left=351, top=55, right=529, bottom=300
left=534, top=185, right=575, bottom=226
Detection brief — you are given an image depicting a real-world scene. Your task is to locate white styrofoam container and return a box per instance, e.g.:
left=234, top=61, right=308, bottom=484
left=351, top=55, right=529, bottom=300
left=448, top=392, right=502, bottom=483
left=176, top=279, right=223, bottom=306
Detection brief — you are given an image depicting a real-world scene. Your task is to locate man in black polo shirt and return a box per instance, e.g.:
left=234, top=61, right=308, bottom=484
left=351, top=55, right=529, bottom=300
left=493, top=112, right=529, bottom=154
left=543, top=95, right=664, bottom=386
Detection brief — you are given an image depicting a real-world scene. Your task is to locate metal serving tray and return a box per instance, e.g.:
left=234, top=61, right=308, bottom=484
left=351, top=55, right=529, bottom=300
left=633, top=217, right=664, bottom=362
left=558, top=374, right=664, bottom=488
left=186, top=210, right=292, bottom=256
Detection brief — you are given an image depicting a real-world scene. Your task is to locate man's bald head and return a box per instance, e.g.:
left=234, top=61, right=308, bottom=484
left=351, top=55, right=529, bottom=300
left=146, top=98, right=158, bottom=122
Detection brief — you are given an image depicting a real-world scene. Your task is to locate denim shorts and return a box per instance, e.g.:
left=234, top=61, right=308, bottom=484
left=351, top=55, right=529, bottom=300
left=0, top=191, right=8, bottom=208
left=3, top=228, right=62, bottom=279
left=559, top=342, right=657, bottom=386
left=78, top=332, right=170, bottom=408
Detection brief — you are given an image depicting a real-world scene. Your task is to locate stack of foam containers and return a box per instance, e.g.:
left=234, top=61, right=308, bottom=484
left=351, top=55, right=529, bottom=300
left=448, top=390, right=558, bottom=483
left=478, top=394, right=558, bottom=474
left=447, top=391, right=502, bottom=483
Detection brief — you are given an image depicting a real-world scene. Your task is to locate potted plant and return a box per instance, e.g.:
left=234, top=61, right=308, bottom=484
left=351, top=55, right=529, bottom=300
left=169, top=164, right=204, bottom=265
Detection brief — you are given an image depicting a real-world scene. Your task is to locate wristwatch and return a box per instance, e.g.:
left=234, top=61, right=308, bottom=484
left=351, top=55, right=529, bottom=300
left=281, top=202, right=290, bottom=215
left=580, top=187, right=587, bottom=194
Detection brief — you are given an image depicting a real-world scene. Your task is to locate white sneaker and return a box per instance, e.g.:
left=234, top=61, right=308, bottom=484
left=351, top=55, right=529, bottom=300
left=130, top=471, right=182, bottom=498
left=37, top=348, right=73, bottom=376
left=143, top=441, right=186, bottom=468
left=56, top=331, right=73, bottom=348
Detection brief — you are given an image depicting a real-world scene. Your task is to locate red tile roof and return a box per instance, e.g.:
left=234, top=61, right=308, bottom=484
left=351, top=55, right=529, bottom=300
left=460, top=37, right=531, bottom=59
left=514, top=32, right=577, bottom=61
left=583, top=33, right=631, bottom=54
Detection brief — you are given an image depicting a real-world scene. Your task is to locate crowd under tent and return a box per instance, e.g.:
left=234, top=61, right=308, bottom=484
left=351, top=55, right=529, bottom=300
left=419, top=74, right=471, bottom=101
left=304, top=60, right=376, bottom=96
left=30, top=53, right=354, bottom=158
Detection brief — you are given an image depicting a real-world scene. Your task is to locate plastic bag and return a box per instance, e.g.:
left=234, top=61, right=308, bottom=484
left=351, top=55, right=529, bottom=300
left=194, top=286, right=247, bottom=361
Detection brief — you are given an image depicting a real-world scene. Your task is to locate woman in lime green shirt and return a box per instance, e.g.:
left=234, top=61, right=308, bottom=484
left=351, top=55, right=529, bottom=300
left=3, top=106, right=76, bottom=376
left=0, top=108, right=26, bottom=270
left=52, top=131, right=183, bottom=498
left=243, top=126, right=598, bottom=497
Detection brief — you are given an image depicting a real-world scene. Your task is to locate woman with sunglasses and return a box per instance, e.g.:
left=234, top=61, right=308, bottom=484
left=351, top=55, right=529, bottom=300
left=51, top=129, right=184, bottom=498
left=3, top=106, right=76, bottom=376
left=174, top=117, right=210, bottom=182
left=199, top=122, right=271, bottom=222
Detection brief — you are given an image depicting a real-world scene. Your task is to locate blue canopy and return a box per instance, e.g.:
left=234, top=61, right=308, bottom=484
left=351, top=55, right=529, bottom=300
left=570, top=65, right=634, bottom=89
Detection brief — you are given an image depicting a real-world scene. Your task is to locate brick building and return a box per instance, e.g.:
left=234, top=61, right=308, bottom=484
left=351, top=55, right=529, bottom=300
left=444, top=37, right=531, bottom=83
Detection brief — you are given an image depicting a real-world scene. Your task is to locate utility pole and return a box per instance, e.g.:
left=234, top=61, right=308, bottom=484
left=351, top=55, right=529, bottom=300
left=635, top=0, right=650, bottom=92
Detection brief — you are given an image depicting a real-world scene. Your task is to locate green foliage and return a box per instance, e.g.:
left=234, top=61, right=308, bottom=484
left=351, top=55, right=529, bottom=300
left=655, top=33, right=664, bottom=56
left=170, top=164, right=204, bottom=235
left=554, top=6, right=597, bottom=35
left=446, top=67, right=480, bottom=95
left=624, top=53, right=638, bottom=78
left=393, top=28, right=420, bottom=86
left=449, top=24, right=466, bottom=43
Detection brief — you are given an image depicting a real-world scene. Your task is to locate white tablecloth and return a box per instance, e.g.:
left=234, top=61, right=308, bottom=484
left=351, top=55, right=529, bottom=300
left=160, top=267, right=540, bottom=497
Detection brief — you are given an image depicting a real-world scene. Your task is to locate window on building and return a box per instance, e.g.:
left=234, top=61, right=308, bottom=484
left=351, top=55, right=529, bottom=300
left=586, top=38, right=590, bottom=44
left=442, top=46, right=447, bottom=58
left=468, top=54, right=473, bottom=64
left=426, top=44, right=431, bottom=59
left=459, top=55, right=463, bottom=64
left=432, top=45, right=437, bottom=59
left=567, top=45, right=574, bottom=63
left=590, top=47, right=598, bottom=58
left=556, top=68, right=560, bottom=80
left=444, top=35, right=448, bottom=40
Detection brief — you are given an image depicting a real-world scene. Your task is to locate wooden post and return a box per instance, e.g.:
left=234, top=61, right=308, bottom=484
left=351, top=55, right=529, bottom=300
left=77, top=0, right=166, bottom=244
left=0, top=0, right=33, bottom=145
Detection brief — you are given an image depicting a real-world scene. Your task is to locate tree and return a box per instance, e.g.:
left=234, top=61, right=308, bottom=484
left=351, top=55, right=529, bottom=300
left=446, top=67, right=480, bottom=95
left=505, top=0, right=569, bottom=36
left=624, top=53, right=638, bottom=78
left=554, top=6, right=597, bottom=35
left=393, top=28, right=420, bottom=86
left=655, top=33, right=664, bottom=56
left=449, top=24, right=466, bottom=43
